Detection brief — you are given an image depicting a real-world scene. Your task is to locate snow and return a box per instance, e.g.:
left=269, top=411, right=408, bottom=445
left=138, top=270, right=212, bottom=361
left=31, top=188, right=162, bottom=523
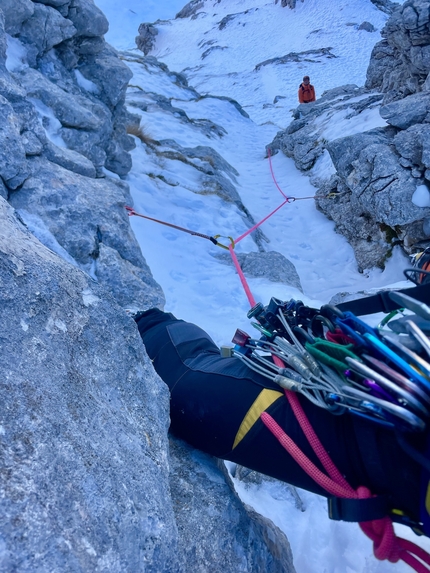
left=74, top=69, right=100, bottom=94
left=27, top=97, right=67, bottom=147
left=413, top=185, right=430, bottom=208
left=5, top=34, right=28, bottom=72
left=97, top=0, right=430, bottom=571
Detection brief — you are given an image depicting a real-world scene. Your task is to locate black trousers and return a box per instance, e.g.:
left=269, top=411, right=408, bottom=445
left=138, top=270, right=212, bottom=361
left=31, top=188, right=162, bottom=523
left=136, top=309, right=423, bottom=521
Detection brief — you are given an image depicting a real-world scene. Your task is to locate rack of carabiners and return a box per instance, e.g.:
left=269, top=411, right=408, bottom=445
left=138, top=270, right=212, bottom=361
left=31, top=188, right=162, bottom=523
left=230, top=291, right=430, bottom=433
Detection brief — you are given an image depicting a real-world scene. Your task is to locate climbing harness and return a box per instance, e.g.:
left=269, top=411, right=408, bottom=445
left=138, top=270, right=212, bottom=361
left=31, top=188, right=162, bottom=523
left=228, top=269, right=430, bottom=572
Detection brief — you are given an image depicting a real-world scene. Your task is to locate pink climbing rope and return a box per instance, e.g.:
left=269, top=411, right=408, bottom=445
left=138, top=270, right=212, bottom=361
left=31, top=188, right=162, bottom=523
left=267, top=147, right=291, bottom=201
left=228, top=244, right=256, bottom=308
left=234, top=148, right=292, bottom=245
left=261, top=411, right=430, bottom=572
left=234, top=198, right=290, bottom=245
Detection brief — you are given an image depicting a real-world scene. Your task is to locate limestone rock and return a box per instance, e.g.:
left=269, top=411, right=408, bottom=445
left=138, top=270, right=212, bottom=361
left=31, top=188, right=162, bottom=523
left=77, top=45, right=132, bottom=109
left=9, top=157, right=159, bottom=305
left=19, top=3, right=76, bottom=64
left=0, top=0, right=34, bottom=36
left=215, top=251, right=303, bottom=292
left=379, top=91, right=430, bottom=129
left=169, top=437, right=296, bottom=573
left=18, top=67, right=106, bottom=130
left=175, top=1, right=205, bottom=19
left=135, top=23, right=158, bottom=56
left=0, top=94, right=29, bottom=188
left=43, top=141, right=97, bottom=177
left=67, top=0, right=109, bottom=38
left=365, top=0, right=430, bottom=100
left=0, top=196, right=176, bottom=572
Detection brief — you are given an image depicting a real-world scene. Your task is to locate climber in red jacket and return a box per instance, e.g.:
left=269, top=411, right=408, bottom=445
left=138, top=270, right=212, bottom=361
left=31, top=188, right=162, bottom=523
left=298, top=75, right=316, bottom=103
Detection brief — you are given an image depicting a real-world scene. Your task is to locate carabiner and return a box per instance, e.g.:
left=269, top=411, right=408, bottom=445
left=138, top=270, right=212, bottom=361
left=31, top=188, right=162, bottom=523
left=213, top=235, right=235, bottom=250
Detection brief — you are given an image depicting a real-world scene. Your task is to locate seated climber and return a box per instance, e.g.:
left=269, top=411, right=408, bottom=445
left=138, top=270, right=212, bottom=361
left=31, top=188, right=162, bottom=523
left=298, top=75, right=316, bottom=103
left=134, top=306, right=427, bottom=541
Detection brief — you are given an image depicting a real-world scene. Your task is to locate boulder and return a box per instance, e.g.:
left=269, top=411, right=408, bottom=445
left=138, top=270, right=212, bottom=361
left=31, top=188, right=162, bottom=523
left=67, top=0, right=109, bottom=38
left=215, top=251, right=303, bottom=292
left=135, top=23, right=158, bottom=56
left=0, top=0, right=34, bottom=36
left=175, top=1, right=205, bottom=19
left=19, top=3, right=76, bottom=64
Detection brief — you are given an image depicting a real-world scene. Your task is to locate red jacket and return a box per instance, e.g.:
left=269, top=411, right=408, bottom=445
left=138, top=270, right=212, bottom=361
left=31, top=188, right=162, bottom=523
left=298, top=83, right=316, bottom=103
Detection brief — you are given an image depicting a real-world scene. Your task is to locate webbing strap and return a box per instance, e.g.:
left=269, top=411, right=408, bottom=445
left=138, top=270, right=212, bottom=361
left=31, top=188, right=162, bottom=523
left=337, top=283, right=430, bottom=316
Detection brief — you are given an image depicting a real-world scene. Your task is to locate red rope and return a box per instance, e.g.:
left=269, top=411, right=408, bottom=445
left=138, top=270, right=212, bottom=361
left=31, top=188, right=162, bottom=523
left=267, top=147, right=290, bottom=200
left=234, top=198, right=289, bottom=245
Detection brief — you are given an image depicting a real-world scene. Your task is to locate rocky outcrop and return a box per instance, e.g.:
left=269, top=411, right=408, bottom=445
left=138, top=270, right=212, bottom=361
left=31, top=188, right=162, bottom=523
left=0, top=1, right=161, bottom=307
left=2, top=1, right=133, bottom=179
left=275, top=86, right=430, bottom=270
left=175, top=1, right=205, bottom=19
left=271, top=0, right=430, bottom=271
left=135, top=23, right=158, bottom=56
left=275, top=0, right=304, bottom=8
left=366, top=0, right=430, bottom=101
left=369, top=0, right=399, bottom=15
left=255, top=47, right=337, bottom=72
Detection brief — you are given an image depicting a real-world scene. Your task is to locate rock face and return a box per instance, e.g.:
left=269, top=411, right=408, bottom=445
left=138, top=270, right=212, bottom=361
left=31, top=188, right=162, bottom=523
left=0, top=2, right=297, bottom=571
left=0, top=197, right=176, bottom=573
left=0, top=1, right=163, bottom=309
left=271, top=0, right=430, bottom=271
left=366, top=0, right=430, bottom=101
